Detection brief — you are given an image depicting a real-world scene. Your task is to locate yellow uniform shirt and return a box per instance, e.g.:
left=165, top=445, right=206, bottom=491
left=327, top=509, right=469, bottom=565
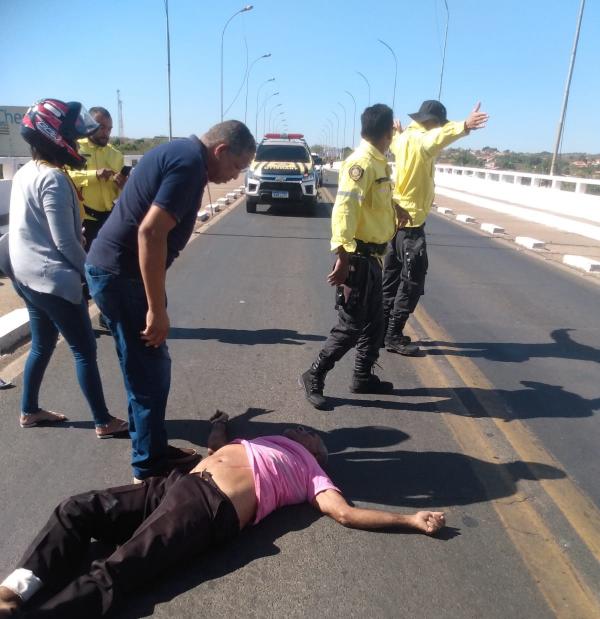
left=330, top=139, right=396, bottom=253
left=390, top=120, right=467, bottom=227
left=68, top=138, right=124, bottom=221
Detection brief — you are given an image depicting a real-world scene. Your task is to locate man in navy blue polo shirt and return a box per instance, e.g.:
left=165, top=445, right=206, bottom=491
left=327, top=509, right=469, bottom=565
left=85, top=121, right=255, bottom=481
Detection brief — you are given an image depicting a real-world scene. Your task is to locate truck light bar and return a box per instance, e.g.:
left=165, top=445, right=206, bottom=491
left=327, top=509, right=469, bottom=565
left=264, top=133, right=304, bottom=139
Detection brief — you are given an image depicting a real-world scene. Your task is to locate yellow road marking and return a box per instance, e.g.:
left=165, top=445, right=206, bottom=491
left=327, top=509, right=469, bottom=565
left=405, top=306, right=600, bottom=617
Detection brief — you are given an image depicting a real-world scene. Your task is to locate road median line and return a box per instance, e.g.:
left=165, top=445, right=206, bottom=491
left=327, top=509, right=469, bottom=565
left=403, top=307, right=600, bottom=617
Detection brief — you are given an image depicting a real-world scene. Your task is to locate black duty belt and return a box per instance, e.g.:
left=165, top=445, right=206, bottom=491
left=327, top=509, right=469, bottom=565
left=354, top=239, right=387, bottom=256
left=83, top=205, right=110, bottom=224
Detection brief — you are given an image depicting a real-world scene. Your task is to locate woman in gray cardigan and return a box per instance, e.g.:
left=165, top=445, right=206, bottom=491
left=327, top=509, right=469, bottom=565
left=8, top=99, right=127, bottom=438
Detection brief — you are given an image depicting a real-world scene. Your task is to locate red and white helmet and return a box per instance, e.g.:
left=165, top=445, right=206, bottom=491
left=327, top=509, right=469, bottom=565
left=21, top=99, right=99, bottom=169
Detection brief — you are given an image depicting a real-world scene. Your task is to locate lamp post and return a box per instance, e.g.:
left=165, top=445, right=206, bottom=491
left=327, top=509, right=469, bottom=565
left=438, top=0, right=449, bottom=99
left=164, top=0, right=172, bottom=141
left=221, top=5, right=253, bottom=122
left=255, top=78, right=275, bottom=136
left=331, top=110, right=340, bottom=160
left=268, top=103, right=283, bottom=132
left=326, top=117, right=334, bottom=158
left=377, top=39, right=397, bottom=111
left=337, top=101, right=347, bottom=158
left=356, top=71, right=371, bottom=106
left=261, top=91, right=279, bottom=135
left=245, top=53, right=270, bottom=124
left=550, top=0, right=586, bottom=176
left=344, top=90, right=356, bottom=149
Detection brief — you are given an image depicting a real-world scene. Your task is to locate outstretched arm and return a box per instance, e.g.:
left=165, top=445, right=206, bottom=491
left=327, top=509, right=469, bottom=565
left=313, top=489, right=445, bottom=535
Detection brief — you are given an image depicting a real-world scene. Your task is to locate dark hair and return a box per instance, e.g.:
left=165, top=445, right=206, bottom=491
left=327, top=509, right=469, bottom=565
left=202, top=120, right=256, bottom=156
left=89, top=106, right=111, bottom=119
left=30, top=144, right=64, bottom=166
left=360, top=104, right=393, bottom=141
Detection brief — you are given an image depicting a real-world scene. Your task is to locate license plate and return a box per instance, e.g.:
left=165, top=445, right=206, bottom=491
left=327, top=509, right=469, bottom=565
left=272, top=191, right=289, bottom=199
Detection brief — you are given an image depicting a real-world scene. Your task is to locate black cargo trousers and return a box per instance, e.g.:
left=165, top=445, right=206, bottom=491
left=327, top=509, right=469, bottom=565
left=17, top=470, right=239, bottom=618
left=382, top=224, right=428, bottom=329
left=320, top=246, right=385, bottom=373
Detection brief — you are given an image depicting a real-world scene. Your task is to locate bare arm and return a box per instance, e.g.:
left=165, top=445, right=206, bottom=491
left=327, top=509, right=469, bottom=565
left=313, top=489, right=445, bottom=535
left=138, top=205, right=176, bottom=347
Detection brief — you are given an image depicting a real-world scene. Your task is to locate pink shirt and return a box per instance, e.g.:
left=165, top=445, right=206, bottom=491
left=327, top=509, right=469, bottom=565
left=233, top=436, right=340, bottom=524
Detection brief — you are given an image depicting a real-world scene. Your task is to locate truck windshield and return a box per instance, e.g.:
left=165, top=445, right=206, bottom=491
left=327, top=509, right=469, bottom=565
left=255, top=145, right=311, bottom=162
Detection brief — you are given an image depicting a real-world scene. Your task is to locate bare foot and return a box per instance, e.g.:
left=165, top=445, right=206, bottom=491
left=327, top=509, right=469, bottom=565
left=207, top=411, right=229, bottom=455
left=411, top=511, right=446, bottom=535
left=0, top=586, right=21, bottom=617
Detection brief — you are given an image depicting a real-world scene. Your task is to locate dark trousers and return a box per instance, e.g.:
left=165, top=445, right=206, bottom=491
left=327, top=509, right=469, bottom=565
left=85, top=265, right=171, bottom=479
left=320, top=253, right=384, bottom=372
left=382, top=225, right=428, bottom=329
left=20, top=470, right=240, bottom=618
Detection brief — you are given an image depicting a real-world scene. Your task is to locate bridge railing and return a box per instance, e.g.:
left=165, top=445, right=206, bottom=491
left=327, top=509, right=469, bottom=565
left=434, top=164, right=600, bottom=224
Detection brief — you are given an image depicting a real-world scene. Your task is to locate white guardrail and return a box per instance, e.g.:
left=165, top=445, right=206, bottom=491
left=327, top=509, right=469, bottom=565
left=434, top=164, right=600, bottom=225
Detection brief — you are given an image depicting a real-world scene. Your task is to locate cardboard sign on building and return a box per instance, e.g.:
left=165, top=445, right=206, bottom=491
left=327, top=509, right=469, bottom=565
left=0, top=107, right=30, bottom=157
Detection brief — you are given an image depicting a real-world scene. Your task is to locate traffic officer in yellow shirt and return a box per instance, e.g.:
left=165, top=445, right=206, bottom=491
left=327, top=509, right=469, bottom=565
left=300, top=104, right=411, bottom=410
left=68, top=106, right=127, bottom=250
left=382, top=100, right=488, bottom=356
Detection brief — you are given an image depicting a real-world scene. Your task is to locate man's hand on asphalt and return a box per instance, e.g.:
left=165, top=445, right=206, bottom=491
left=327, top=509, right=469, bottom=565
left=327, top=253, right=350, bottom=286
left=465, top=102, right=489, bottom=131
left=141, top=308, right=170, bottom=347
left=393, top=203, right=413, bottom=228
left=96, top=168, right=114, bottom=181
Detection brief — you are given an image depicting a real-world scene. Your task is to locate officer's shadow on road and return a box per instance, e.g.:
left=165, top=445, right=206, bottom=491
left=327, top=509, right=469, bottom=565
left=327, top=380, right=599, bottom=421
left=119, top=407, right=565, bottom=618
left=169, top=327, right=326, bottom=346
left=421, top=328, right=600, bottom=365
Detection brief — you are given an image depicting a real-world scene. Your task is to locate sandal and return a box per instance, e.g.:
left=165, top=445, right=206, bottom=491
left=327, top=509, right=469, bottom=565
left=96, top=416, right=129, bottom=439
left=20, top=409, right=68, bottom=428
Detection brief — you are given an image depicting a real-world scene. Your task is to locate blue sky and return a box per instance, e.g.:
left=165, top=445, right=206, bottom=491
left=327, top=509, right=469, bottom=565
left=2, top=0, right=599, bottom=153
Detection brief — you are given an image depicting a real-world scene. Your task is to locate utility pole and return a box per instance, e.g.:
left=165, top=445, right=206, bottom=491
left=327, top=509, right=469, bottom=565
left=550, top=0, right=585, bottom=176
left=116, top=89, right=124, bottom=139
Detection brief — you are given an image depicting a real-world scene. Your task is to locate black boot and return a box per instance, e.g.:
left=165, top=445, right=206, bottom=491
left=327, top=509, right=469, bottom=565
left=299, top=354, right=333, bottom=410
left=384, top=316, right=419, bottom=356
left=350, top=358, right=394, bottom=394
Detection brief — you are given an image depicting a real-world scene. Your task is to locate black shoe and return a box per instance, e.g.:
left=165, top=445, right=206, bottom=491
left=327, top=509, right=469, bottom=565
left=99, top=314, right=109, bottom=330
left=299, top=370, right=327, bottom=410
left=350, top=373, right=394, bottom=394
left=385, top=335, right=420, bottom=356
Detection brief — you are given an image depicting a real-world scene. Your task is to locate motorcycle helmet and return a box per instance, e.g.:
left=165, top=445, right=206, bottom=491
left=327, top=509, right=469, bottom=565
left=21, top=99, right=99, bottom=169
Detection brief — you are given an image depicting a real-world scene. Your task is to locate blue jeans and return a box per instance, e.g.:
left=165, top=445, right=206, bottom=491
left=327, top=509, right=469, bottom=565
left=85, top=265, right=171, bottom=479
left=14, top=282, right=111, bottom=426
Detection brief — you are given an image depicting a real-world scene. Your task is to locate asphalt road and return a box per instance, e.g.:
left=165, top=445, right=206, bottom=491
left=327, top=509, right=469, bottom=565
left=0, top=185, right=598, bottom=617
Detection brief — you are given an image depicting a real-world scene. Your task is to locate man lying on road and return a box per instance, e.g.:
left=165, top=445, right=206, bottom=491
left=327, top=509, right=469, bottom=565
left=0, top=413, right=445, bottom=618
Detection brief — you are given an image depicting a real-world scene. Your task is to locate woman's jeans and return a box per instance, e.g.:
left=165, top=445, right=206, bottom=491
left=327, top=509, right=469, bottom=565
left=85, top=265, right=171, bottom=480
left=14, top=282, right=111, bottom=426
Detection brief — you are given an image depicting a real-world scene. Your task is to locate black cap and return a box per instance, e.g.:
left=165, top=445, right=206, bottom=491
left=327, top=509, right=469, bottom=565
left=409, top=100, right=448, bottom=125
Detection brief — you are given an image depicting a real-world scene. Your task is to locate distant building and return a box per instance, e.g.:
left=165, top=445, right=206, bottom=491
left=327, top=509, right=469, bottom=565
left=0, top=106, right=30, bottom=157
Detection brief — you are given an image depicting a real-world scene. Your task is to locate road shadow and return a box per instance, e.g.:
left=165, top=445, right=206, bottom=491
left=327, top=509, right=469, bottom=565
left=168, top=327, right=326, bottom=346
left=260, top=202, right=332, bottom=218
left=421, top=328, right=600, bottom=365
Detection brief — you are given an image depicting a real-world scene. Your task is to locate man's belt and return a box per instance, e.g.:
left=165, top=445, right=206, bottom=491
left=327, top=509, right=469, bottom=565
left=354, top=239, right=387, bottom=256
left=83, top=205, right=110, bottom=224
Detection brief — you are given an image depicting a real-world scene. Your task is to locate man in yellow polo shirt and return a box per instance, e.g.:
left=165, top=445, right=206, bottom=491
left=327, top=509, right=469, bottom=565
left=300, top=104, right=411, bottom=410
left=382, top=100, right=489, bottom=356
left=68, top=107, right=127, bottom=250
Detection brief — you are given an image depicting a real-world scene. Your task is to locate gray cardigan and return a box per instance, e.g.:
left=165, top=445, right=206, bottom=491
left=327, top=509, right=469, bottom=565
left=9, top=160, right=87, bottom=304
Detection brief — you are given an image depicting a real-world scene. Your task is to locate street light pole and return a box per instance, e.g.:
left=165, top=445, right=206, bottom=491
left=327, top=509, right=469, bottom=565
left=164, top=0, right=172, bottom=141
left=550, top=0, right=586, bottom=176
left=268, top=103, right=282, bottom=132
left=356, top=71, right=371, bottom=106
left=438, top=0, right=449, bottom=99
left=345, top=90, right=356, bottom=149
left=377, top=39, right=397, bottom=111
left=261, top=91, right=279, bottom=135
left=244, top=53, right=270, bottom=124
left=255, top=78, right=275, bottom=137
left=221, top=5, right=253, bottom=122
left=332, top=110, right=340, bottom=160
left=337, top=101, right=346, bottom=158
